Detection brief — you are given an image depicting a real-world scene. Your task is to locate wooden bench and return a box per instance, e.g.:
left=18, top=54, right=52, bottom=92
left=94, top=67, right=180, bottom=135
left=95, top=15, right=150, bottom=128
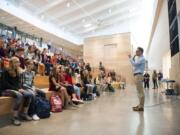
left=0, top=75, right=51, bottom=116
left=34, top=75, right=49, bottom=89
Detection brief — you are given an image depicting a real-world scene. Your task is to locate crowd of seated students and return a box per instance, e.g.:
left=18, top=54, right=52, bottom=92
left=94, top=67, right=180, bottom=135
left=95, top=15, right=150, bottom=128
left=0, top=37, right=103, bottom=126
left=0, top=37, right=126, bottom=127
left=94, top=67, right=126, bottom=91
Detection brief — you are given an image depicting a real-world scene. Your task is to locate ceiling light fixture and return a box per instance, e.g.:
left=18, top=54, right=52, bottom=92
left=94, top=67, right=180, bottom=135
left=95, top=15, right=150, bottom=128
left=66, top=2, right=70, bottom=8
left=84, top=23, right=92, bottom=28
left=62, top=27, right=65, bottom=31
left=82, top=19, right=86, bottom=23
left=41, top=15, right=44, bottom=19
left=108, top=9, right=112, bottom=14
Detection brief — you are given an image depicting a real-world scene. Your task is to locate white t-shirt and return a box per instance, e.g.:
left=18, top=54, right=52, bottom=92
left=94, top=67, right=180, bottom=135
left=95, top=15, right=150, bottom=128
left=75, top=73, right=81, bottom=84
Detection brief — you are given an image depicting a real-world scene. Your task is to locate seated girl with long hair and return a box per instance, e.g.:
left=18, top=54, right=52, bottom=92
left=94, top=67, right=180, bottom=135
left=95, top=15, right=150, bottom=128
left=58, top=66, right=82, bottom=103
left=49, top=65, right=72, bottom=109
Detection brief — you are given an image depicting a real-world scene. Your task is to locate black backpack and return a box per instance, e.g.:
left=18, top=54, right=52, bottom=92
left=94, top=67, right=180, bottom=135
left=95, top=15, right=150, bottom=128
left=0, top=69, right=4, bottom=96
left=29, top=93, right=51, bottom=119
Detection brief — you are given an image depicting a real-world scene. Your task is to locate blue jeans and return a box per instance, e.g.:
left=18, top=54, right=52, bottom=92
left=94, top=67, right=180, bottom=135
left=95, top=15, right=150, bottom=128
left=2, top=89, right=33, bottom=111
left=73, top=85, right=81, bottom=97
left=45, top=63, right=52, bottom=75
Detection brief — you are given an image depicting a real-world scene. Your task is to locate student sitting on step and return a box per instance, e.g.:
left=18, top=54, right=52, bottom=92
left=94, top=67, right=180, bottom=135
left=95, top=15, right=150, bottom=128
left=20, top=60, right=46, bottom=121
left=0, top=58, right=4, bottom=95
left=80, top=69, right=97, bottom=100
left=1, top=57, right=33, bottom=126
left=64, top=67, right=83, bottom=103
left=104, top=73, right=115, bottom=92
left=49, top=65, right=72, bottom=109
left=58, top=66, right=82, bottom=104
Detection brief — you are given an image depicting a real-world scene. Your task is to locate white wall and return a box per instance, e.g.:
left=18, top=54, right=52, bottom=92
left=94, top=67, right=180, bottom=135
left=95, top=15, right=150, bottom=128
left=162, top=51, right=171, bottom=79
left=148, top=0, right=170, bottom=72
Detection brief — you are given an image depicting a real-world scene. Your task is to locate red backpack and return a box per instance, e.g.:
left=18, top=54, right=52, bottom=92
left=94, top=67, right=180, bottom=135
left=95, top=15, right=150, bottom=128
left=50, top=93, right=62, bottom=112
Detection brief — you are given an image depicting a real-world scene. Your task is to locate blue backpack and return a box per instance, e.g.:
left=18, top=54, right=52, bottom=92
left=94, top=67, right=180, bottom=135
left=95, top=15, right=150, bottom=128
left=0, top=69, right=4, bottom=96
left=36, top=96, right=51, bottom=118
left=28, top=92, right=51, bottom=119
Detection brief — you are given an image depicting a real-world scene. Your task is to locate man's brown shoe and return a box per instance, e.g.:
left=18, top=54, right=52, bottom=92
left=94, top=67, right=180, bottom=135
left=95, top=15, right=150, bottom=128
left=133, top=107, right=144, bottom=111
left=132, top=106, right=139, bottom=110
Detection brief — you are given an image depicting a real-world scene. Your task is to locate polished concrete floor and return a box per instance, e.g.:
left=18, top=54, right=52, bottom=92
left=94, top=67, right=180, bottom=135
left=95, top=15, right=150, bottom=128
left=0, top=85, right=180, bottom=135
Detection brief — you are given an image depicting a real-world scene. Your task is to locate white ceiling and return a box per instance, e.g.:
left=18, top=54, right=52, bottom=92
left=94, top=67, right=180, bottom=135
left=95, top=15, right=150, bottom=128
left=0, top=0, right=143, bottom=45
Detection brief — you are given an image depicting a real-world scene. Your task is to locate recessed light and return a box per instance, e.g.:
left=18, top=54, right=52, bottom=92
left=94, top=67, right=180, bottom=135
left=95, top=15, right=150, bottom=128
left=84, top=23, right=92, bottom=28
left=41, top=15, right=44, bottom=19
left=82, top=19, right=86, bottom=23
left=62, top=27, right=65, bottom=31
left=108, top=9, right=112, bottom=14
left=66, top=2, right=70, bottom=8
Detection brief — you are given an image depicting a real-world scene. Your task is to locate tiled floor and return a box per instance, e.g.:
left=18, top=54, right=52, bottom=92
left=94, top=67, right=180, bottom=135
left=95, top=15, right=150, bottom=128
left=0, top=85, right=180, bottom=135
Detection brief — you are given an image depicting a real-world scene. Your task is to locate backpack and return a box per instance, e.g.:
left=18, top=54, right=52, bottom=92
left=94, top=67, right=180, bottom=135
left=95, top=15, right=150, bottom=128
left=96, top=91, right=100, bottom=97
left=0, top=69, right=4, bottom=96
left=81, top=93, right=93, bottom=101
left=35, top=95, right=51, bottom=118
left=50, top=93, right=62, bottom=112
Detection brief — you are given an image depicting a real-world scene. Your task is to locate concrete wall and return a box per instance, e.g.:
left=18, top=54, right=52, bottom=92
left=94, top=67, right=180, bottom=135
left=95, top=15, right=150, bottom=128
left=83, top=33, right=134, bottom=84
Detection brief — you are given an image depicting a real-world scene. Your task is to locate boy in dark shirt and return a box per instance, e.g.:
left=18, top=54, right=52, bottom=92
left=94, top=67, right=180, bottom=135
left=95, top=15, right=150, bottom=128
left=144, top=72, right=150, bottom=89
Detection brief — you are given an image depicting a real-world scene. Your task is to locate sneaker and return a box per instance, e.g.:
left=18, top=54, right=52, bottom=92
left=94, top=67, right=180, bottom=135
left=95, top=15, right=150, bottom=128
left=72, top=98, right=79, bottom=102
left=32, top=114, right=40, bottom=121
left=20, top=113, right=32, bottom=121
left=78, top=99, right=84, bottom=104
left=71, top=103, right=79, bottom=108
left=64, top=104, right=77, bottom=110
left=12, top=117, right=21, bottom=126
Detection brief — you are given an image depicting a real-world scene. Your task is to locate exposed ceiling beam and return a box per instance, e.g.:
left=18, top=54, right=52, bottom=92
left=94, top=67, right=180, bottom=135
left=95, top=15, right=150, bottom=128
left=35, top=0, right=66, bottom=15
left=56, top=0, right=135, bottom=26
left=76, top=12, right=139, bottom=35
left=49, top=0, right=97, bottom=20
left=68, top=7, right=130, bottom=31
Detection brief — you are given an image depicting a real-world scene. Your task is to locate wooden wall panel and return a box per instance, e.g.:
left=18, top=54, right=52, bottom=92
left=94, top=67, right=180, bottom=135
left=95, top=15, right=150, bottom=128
left=83, top=33, right=134, bottom=84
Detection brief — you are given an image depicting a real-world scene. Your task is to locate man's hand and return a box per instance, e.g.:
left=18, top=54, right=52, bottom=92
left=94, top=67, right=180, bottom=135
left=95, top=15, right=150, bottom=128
left=18, top=89, right=25, bottom=93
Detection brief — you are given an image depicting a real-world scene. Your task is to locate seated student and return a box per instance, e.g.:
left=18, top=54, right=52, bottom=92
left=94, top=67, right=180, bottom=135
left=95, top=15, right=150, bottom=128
left=51, top=53, right=58, bottom=66
left=0, top=38, right=6, bottom=58
left=15, top=47, right=25, bottom=70
left=80, top=69, right=97, bottom=99
left=41, top=48, right=51, bottom=75
left=74, top=69, right=82, bottom=87
left=33, top=49, right=42, bottom=74
left=21, top=60, right=45, bottom=121
left=58, top=66, right=81, bottom=103
left=1, top=57, right=33, bottom=126
left=111, top=70, right=116, bottom=82
left=95, top=75, right=107, bottom=92
left=65, top=68, right=82, bottom=100
left=0, top=58, right=4, bottom=94
left=105, top=73, right=115, bottom=92
left=49, top=65, right=71, bottom=108
left=25, top=45, right=35, bottom=60
left=6, top=40, right=16, bottom=58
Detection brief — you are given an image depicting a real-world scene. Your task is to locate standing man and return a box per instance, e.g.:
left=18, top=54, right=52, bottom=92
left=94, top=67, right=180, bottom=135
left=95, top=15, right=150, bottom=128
left=158, top=71, right=163, bottom=89
left=128, top=47, right=146, bottom=111
left=144, top=72, right=150, bottom=89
